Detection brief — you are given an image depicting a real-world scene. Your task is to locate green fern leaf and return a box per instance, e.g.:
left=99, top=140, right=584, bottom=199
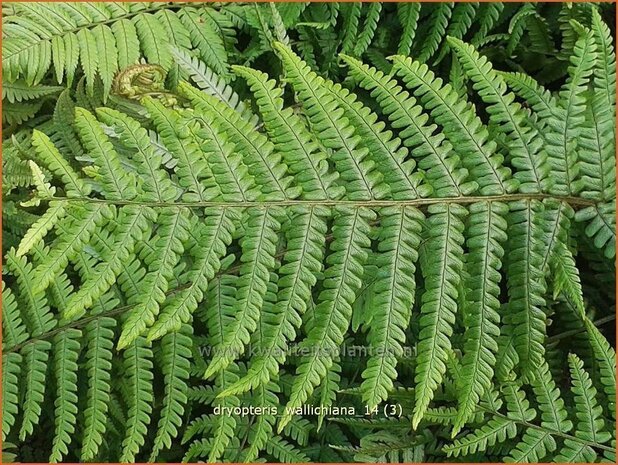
left=118, top=207, right=190, bottom=349
left=448, top=36, right=549, bottom=193
left=120, top=337, right=154, bottom=463
left=361, top=206, right=424, bottom=410
left=452, top=201, right=507, bottom=435
left=412, top=203, right=467, bottom=428
left=204, top=207, right=282, bottom=377
left=49, top=329, right=81, bottom=463
left=279, top=207, right=375, bottom=431
left=505, top=200, right=547, bottom=375
left=150, top=324, right=192, bottom=461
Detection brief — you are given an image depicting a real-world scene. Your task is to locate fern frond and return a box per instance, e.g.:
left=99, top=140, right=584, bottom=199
left=505, top=428, right=556, bottom=462
left=530, top=360, right=573, bottom=433
left=81, top=316, right=115, bottom=460
left=568, top=353, right=612, bottom=445
left=505, top=200, right=547, bottom=375
left=448, top=36, right=549, bottom=193
left=219, top=206, right=328, bottom=397
left=392, top=56, right=515, bottom=195
left=63, top=206, right=152, bottom=321
left=118, top=207, right=190, bottom=349
left=171, top=47, right=255, bottom=126
left=444, top=418, right=517, bottom=457
left=147, top=208, right=238, bottom=341
left=179, top=81, right=295, bottom=201
left=343, top=54, right=472, bottom=197
left=204, top=208, right=281, bottom=377
left=233, top=65, right=341, bottom=200
left=412, top=203, right=467, bottom=428
left=417, top=3, right=453, bottom=63
left=361, top=206, right=423, bottom=409
left=2, top=352, right=22, bottom=441
left=150, top=324, right=192, bottom=461
left=266, top=436, right=311, bottom=463
left=49, top=329, right=81, bottom=463
left=452, top=201, right=507, bottom=435
left=30, top=203, right=112, bottom=294
left=545, top=24, right=596, bottom=196
left=280, top=207, right=374, bottom=431
left=584, top=318, right=616, bottom=421
left=273, top=42, right=385, bottom=200
left=120, top=337, right=154, bottom=463
left=75, top=107, right=138, bottom=200
left=95, top=107, right=180, bottom=203
left=396, top=3, right=421, bottom=56
left=353, top=2, right=382, bottom=57
left=2, top=80, right=63, bottom=103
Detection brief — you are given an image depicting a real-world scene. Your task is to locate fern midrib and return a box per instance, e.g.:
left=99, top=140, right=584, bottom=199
left=42, top=193, right=598, bottom=208
left=476, top=404, right=615, bottom=453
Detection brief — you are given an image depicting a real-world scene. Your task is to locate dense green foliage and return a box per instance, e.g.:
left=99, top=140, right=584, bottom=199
left=2, top=2, right=616, bottom=463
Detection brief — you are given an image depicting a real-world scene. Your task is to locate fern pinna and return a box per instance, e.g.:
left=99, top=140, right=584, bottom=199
left=2, top=1, right=616, bottom=463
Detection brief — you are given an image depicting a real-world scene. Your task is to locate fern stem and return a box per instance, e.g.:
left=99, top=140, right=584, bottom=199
left=476, top=404, right=615, bottom=453
left=44, top=194, right=597, bottom=209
